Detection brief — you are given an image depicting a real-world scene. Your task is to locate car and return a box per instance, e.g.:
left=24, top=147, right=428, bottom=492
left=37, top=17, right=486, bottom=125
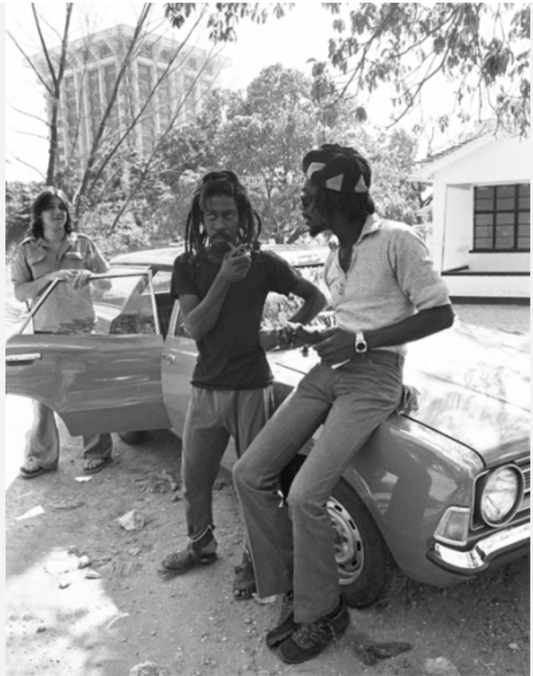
left=6, top=244, right=530, bottom=608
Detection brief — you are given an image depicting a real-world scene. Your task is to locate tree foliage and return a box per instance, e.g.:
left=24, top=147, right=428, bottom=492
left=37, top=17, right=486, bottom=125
left=165, top=3, right=530, bottom=136
left=156, top=64, right=423, bottom=244
left=7, top=3, right=226, bottom=236
left=313, top=3, right=530, bottom=135
left=165, top=3, right=293, bottom=41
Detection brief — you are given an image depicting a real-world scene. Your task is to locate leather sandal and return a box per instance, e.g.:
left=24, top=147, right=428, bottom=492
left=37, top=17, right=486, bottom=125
left=84, top=455, right=112, bottom=474
left=160, top=539, right=217, bottom=576
left=19, top=458, right=58, bottom=479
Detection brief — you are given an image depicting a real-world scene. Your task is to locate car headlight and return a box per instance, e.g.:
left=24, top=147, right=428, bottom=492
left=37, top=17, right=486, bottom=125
left=477, top=466, right=523, bottom=527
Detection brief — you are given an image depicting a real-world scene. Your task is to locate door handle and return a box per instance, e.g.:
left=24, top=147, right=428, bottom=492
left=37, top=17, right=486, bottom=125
left=162, top=353, right=177, bottom=364
left=6, top=353, right=42, bottom=364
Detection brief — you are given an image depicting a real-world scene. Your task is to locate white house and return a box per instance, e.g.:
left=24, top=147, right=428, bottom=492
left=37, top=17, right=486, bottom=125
left=410, top=124, right=530, bottom=303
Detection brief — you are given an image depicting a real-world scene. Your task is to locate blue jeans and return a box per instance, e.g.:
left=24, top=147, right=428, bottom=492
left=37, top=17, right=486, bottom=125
left=233, top=351, right=404, bottom=623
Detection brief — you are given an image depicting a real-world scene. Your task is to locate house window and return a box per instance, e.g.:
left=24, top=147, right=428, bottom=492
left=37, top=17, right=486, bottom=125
left=473, top=184, right=530, bottom=252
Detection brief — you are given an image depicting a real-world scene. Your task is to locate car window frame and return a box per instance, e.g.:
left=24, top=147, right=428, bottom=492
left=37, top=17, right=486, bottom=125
left=17, top=267, right=161, bottom=336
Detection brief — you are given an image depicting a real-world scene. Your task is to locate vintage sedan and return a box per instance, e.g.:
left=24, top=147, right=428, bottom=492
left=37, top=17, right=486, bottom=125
left=5, top=245, right=530, bottom=608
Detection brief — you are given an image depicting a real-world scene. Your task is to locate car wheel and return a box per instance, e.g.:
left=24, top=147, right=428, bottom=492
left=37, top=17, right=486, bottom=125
left=329, top=479, right=390, bottom=608
left=118, top=431, right=152, bottom=445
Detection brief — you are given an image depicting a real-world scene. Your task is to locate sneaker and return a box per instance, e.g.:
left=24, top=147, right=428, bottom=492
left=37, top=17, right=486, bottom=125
left=278, top=596, right=350, bottom=664
left=160, top=531, right=217, bottom=574
left=266, top=591, right=296, bottom=648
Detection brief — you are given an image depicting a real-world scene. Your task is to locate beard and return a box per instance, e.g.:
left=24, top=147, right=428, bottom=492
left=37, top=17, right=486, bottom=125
left=307, top=220, right=328, bottom=238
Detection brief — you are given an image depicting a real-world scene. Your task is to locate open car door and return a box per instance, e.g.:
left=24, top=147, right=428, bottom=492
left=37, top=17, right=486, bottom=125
left=160, top=302, right=198, bottom=438
left=5, top=269, right=172, bottom=437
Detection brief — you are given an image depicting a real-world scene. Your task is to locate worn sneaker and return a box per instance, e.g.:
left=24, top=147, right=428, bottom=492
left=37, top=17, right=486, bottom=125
left=266, top=591, right=296, bottom=648
left=160, top=532, right=217, bottom=574
left=278, top=596, right=350, bottom=664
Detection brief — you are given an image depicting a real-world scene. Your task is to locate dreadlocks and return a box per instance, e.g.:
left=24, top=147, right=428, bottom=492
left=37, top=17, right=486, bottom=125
left=184, top=171, right=262, bottom=263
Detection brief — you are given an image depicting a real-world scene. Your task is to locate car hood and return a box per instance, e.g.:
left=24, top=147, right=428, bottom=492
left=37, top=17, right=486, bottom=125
left=269, top=322, right=530, bottom=466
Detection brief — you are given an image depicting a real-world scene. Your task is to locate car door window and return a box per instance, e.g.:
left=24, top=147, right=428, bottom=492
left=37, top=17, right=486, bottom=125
left=19, top=271, right=160, bottom=336
left=150, top=271, right=174, bottom=338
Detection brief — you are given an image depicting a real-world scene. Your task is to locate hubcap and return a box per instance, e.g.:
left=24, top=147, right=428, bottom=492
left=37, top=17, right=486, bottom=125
left=327, top=496, right=364, bottom=585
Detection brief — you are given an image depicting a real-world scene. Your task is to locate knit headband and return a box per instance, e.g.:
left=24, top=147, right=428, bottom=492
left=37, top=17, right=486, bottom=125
left=302, top=144, right=371, bottom=193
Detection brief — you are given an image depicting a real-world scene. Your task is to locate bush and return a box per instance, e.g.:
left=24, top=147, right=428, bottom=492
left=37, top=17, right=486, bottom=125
left=5, top=181, right=45, bottom=254
left=262, top=266, right=334, bottom=329
left=78, top=206, right=153, bottom=258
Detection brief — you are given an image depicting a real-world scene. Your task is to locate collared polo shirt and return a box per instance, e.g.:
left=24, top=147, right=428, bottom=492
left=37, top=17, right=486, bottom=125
left=324, top=215, right=451, bottom=356
left=11, top=232, right=109, bottom=333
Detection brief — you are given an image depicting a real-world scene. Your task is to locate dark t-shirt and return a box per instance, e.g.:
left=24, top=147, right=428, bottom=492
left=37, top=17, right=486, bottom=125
left=171, top=249, right=302, bottom=389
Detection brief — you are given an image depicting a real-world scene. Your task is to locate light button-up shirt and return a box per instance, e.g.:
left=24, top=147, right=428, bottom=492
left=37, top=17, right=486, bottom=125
left=324, top=215, right=451, bottom=355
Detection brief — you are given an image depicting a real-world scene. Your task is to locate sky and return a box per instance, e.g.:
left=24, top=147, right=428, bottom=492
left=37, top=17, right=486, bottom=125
left=5, top=2, right=463, bottom=184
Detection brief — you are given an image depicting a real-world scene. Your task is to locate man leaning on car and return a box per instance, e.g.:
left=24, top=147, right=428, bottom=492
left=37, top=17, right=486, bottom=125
left=233, top=144, right=454, bottom=665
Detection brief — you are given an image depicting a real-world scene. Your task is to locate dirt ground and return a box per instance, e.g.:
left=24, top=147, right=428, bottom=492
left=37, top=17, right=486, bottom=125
left=4, top=303, right=530, bottom=676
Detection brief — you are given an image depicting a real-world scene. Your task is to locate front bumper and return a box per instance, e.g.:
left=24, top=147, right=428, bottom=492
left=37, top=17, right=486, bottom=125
left=427, top=522, right=530, bottom=577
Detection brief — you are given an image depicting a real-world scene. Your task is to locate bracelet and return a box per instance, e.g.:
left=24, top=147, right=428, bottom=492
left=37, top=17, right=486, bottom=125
left=277, top=325, right=296, bottom=349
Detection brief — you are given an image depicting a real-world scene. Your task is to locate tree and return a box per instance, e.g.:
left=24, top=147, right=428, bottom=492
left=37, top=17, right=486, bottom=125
left=165, top=3, right=530, bottom=136
left=5, top=182, right=43, bottom=251
left=7, top=4, right=74, bottom=186
left=157, top=64, right=422, bottom=244
left=312, top=3, right=530, bottom=136
left=7, top=3, right=229, bottom=232
left=164, top=3, right=293, bottom=41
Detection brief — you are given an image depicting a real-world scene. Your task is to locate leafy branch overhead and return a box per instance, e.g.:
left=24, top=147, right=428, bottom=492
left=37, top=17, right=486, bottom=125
left=312, top=3, right=530, bottom=135
left=165, top=3, right=293, bottom=42
left=164, top=3, right=530, bottom=135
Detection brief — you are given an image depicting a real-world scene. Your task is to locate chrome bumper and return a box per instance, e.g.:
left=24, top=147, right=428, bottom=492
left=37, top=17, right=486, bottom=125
left=428, top=522, right=530, bottom=575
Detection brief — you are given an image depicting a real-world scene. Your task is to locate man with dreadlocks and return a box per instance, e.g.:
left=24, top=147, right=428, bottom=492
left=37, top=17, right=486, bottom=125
left=233, top=144, right=454, bottom=664
left=160, top=170, right=327, bottom=599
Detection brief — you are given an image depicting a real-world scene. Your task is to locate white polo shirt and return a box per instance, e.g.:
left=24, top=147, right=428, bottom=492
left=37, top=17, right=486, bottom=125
left=324, top=215, right=451, bottom=355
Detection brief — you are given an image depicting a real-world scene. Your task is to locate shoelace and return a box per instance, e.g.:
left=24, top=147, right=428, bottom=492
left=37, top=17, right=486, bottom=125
left=292, top=618, right=335, bottom=648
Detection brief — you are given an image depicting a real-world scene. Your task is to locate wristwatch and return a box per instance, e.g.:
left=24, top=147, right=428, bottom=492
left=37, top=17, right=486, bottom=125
left=355, top=331, right=368, bottom=353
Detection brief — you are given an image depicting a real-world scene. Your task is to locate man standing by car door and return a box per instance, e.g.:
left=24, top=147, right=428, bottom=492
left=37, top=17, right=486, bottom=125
left=233, top=144, right=454, bottom=664
left=159, top=171, right=327, bottom=600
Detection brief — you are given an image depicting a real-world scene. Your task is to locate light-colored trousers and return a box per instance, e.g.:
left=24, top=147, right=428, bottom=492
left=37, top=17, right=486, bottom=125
left=25, top=400, right=113, bottom=468
left=182, top=384, right=275, bottom=542
left=233, top=351, right=404, bottom=623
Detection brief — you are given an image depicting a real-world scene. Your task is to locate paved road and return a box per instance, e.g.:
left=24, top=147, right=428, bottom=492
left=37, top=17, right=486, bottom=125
left=453, top=303, right=529, bottom=334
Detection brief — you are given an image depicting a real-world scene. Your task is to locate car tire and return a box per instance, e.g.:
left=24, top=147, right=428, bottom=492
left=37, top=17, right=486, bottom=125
left=118, top=431, right=152, bottom=445
left=329, top=479, right=390, bottom=608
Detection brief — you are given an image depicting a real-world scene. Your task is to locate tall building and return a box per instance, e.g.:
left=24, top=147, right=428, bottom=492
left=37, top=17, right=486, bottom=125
left=33, top=24, right=230, bottom=169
